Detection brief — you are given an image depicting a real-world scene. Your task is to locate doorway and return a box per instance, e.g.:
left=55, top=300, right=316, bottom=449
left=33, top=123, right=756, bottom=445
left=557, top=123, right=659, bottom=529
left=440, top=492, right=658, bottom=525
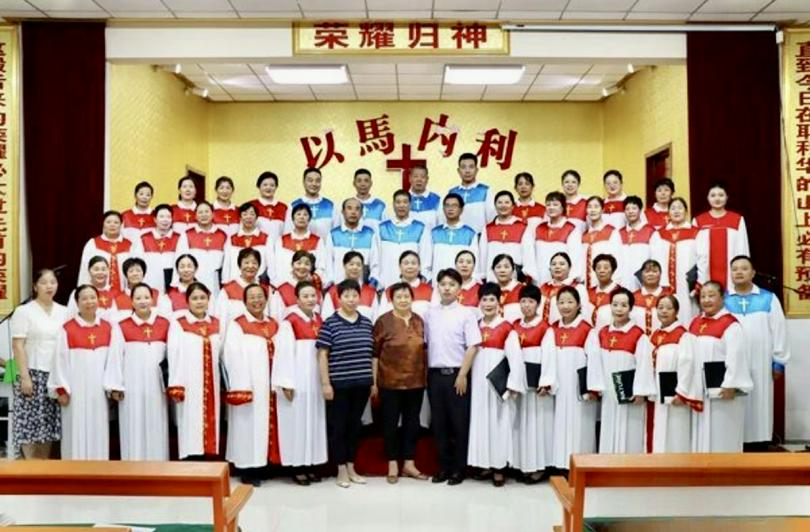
left=186, top=167, right=206, bottom=203
left=645, top=145, right=671, bottom=206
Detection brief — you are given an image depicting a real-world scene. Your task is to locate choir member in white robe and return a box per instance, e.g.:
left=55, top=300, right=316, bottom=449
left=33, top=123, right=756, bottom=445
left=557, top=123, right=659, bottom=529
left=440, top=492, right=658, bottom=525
left=378, top=191, right=432, bottom=288
left=104, top=285, right=169, bottom=461
left=271, top=282, right=328, bottom=479
left=111, top=258, right=161, bottom=322
left=630, top=260, right=675, bottom=336
left=408, top=165, right=441, bottom=232
left=455, top=251, right=483, bottom=312
left=492, top=254, right=525, bottom=323
left=650, top=198, right=700, bottom=323
left=726, top=256, right=789, bottom=446
left=327, top=201, right=381, bottom=288
left=250, top=172, right=288, bottom=241
left=67, top=256, right=117, bottom=322
left=693, top=183, right=750, bottom=291
left=221, top=203, right=273, bottom=283
left=272, top=203, right=327, bottom=287
left=581, top=197, right=623, bottom=291
left=538, top=252, right=587, bottom=325
left=167, top=283, right=223, bottom=459
left=583, top=254, right=622, bottom=330
left=321, top=251, right=379, bottom=321
left=644, top=178, right=674, bottom=230
left=562, top=170, right=588, bottom=233
left=513, top=172, right=546, bottom=235
left=480, top=191, right=534, bottom=283
left=438, top=153, right=496, bottom=234
left=690, top=282, right=753, bottom=452
left=121, top=181, right=155, bottom=244
left=215, top=249, right=267, bottom=330
left=619, top=196, right=654, bottom=291
left=78, top=210, right=139, bottom=293
left=138, top=204, right=180, bottom=294
left=224, top=284, right=282, bottom=484
left=377, top=251, right=434, bottom=319
left=530, top=191, right=582, bottom=286
left=174, top=202, right=228, bottom=296
left=511, top=285, right=555, bottom=483
left=158, top=254, right=212, bottom=319
left=431, top=193, right=481, bottom=283
left=268, top=252, right=322, bottom=322
left=171, top=176, right=198, bottom=234
left=648, top=295, right=702, bottom=453
left=48, top=285, right=113, bottom=460
left=597, top=288, right=656, bottom=454
left=547, top=287, right=604, bottom=471
left=283, top=168, right=339, bottom=240
left=338, top=169, right=388, bottom=232
left=468, top=283, right=525, bottom=486
left=601, top=170, right=628, bottom=229
left=212, top=176, right=239, bottom=236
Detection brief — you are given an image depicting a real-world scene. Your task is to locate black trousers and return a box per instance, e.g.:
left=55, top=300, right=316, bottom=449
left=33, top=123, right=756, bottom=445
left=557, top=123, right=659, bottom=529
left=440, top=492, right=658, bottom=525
left=380, top=387, right=424, bottom=460
left=428, top=368, right=471, bottom=476
left=327, top=385, right=370, bottom=465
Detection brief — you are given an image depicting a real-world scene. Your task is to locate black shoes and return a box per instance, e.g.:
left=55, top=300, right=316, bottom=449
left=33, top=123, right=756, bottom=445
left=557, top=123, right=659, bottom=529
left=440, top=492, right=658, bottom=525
left=431, top=471, right=450, bottom=483
left=293, top=475, right=311, bottom=486
left=447, top=473, right=465, bottom=485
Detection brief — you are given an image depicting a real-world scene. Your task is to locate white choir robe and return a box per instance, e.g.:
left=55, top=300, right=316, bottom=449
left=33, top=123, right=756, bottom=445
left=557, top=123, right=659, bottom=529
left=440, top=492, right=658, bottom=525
left=321, top=282, right=378, bottom=321
left=512, top=318, right=555, bottom=473
left=103, top=312, right=170, bottom=460
left=694, top=210, right=750, bottom=290
left=215, top=279, right=271, bottom=337
left=430, top=223, right=482, bottom=283
left=224, top=313, right=282, bottom=469
left=602, top=195, right=627, bottom=229
left=157, top=285, right=214, bottom=320
left=725, top=286, right=789, bottom=443
left=538, top=279, right=588, bottom=325
left=220, top=228, right=273, bottom=283
left=619, top=223, right=654, bottom=291
left=174, top=226, right=228, bottom=296
left=581, top=223, right=623, bottom=290
left=514, top=200, right=546, bottom=236
left=650, top=225, right=700, bottom=324
left=339, top=196, right=387, bottom=232
left=468, top=318, right=526, bottom=469
left=377, top=217, right=432, bottom=288
left=498, top=280, right=524, bottom=323
left=689, top=310, right=753, bottom=452
left=597, top=322, right=656, bottom=454
left=649, top=324, right=701, bottom=453
left=167, top=312, right=223, bottom=459
left=268, top=282, right=322, bottom=323
left=78, top=235, right=140, bottom=293
left=271, top=308, right=328, bottom=467
left=409, top=190, right=441, bottom=233
left=284, top=196, right=339, bottom=240
left=171, top=202, right=197, bottom=234
left=138, top=230, right=181, bottom=294
left=480, top=217, right=534, bottom=282
left=439, top=182, right=496, bottom=234
left=121, top=206, right=155, bottom=244
left=530, top=219, right=583, bottom=286
left=584, top=282, right=621, bottom=331
left=565, top=196, right=588, bottom=233
left=548, top=318, right=604, bottom=469
left=630, top=286, right=674, bottom=336
left=271, top=232, right=327, bottom=287
left=111, top=288, right=162, bottom=323
left=326, top=225, right=382, bottom=288
left=212, top=201, right=240, bottom=236
left=48, top=316, right=113, bottom=460
left=66, top=287, right=117, bottom=323
left=250, top=198, right=288, bottom=241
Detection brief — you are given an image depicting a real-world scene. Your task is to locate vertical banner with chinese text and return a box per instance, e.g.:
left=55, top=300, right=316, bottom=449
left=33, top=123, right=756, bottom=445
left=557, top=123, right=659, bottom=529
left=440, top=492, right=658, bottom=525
left=783, top=29, right=810, bottom=317
left=0, top=26, right=18, bottom=315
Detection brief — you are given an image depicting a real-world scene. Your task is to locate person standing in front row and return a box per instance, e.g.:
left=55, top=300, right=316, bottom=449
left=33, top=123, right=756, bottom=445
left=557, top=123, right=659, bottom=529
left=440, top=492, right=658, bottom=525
left=317, top=279, right=375, bottom=488
left=425, top=268, right=482, bottom=485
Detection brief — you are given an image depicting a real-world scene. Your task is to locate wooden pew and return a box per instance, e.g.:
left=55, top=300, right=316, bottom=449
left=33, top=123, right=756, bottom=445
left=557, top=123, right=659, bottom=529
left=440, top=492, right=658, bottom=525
left=550, top=453, right=810, bottom=532
left=0, top=461, right=253, bottom=532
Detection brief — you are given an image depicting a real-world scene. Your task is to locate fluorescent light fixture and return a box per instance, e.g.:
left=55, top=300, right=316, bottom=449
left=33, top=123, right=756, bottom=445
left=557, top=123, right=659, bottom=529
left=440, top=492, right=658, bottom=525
left=191, top=87, right=209, bottom=98
left=602, top=85, right=619, bottom=98
left=444, top=65, right=525, bottom=85
left=265, top=65, right=348, bottom=85
left=627, top=63, right=635, bottom=74
left=173, top=64, right=182, bottom=74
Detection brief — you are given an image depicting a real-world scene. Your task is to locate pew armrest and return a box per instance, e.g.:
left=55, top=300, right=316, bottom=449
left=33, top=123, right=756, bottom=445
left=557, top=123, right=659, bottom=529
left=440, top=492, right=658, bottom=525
left=550, top=476, right=574, bottom=512
left=224, top=484, right=254, bottom=524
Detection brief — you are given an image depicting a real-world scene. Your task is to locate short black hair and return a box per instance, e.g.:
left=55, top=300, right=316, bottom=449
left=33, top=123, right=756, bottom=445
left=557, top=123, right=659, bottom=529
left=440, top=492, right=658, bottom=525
left=514, top=172, right=534, bottom=188
left=478, top=281, right=502, bottom=301
left=586, top=195, right=604, bottom=208
left=658, top=294, right=680, bottom=313
left=708, top=181, right=728, bottom=193
left=242, top=282, right=268, bottom=305
left=103, top=210, right=122, bottom=223
left=175, top=253, right=198, bottom=270
left=238, top=202, right=258, bottom=216
left=557, top=286, right=581, bottom=307
left=177, top=175, right=195, bottom=189
left=592, top=253, right=617, bottom=272
left=153, top=203, right=173, bottom=218
left=393, top=189, right=411, bottom=202
left=122, top=257, right=147, bottom=276
left=623, top=195, right=643, bottom=210
left=603, top=169, right=623, bottom=183
left=303, top=167, right=322, bottom=178
left=215, top=176, right=234, bottom=190
left=730, top=255, right=754, bottom=268
left=238, top=247, right=262, bottom=268
left=337, top=279, right=361, bottom=297
left=134, top=181, right=153, bottom=196
left=399, top=250, right=420, bottom=264
left=458, top=152, right=478, bottom=166
left=641, top=259, right=661, bottom=272
left=389, top=281, right=414, bottom=299
left=610, top=286, right=635, bottom=308
left=455, top=250, right=476, bottom=265
left=342, top=197, right=363, bottom=211
left=437, top=268, right=462, bottom=285
left=443, top=192, right=465, bottom=209
left=519, top=284, right=541, bottom=303
left=129, top=282, right=153, bottom=300
left=561, top=169, right=581, bottom=184
left=491, top=253, right=515, bottom=271
left=291, top=250, right=315, bottom=270
left=653, top=177, right=675, bottom=193
left=291, top=203, right=312, bottom=219
left=294, top=280, right=317, bottom=297
left=550, top=251, right=572, bottom=268
left=88, top=255, right=109, bottom=270
left=74, top=284, right=99, bottom=303
left=494, top=190, right=515, bottom=204
left=185, top=281, right=211, bottom=302
left=343, top=251, right=364, bottom=265
left=545, top=191, right=566, bottom=205
left=256, top=171, right=278, bottom=188
left=354, top=168, right=371, bottom=179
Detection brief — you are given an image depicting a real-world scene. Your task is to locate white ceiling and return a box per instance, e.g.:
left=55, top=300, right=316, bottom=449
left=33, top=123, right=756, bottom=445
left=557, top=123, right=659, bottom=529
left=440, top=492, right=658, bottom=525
left=170, top=61, right=640, bottom=102
left=2, top=0, right=810, bottom=23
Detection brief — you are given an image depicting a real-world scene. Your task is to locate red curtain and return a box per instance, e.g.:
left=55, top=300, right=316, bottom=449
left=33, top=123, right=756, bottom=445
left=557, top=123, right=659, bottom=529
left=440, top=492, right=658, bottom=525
left=686, top=31, right=784, bottom=441
left=22, top=22, right=106, bottom=303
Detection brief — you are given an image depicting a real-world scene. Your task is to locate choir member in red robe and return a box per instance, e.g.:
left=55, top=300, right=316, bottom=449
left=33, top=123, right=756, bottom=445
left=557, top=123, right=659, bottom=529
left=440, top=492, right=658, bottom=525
left=561, top=170, right=587, bottom=233
left=78, top=210, right=138, bottom=293
left=455, top=250, right=482, bottom=311
left=172, top=175, right=198, bottom=234
left=212, top=176, right=239, bottom=236
left=121, top=181, right=155, bottom=243
left=644, top=177, right=674, bottom=230
left=251, top=171, right=288, bottom=240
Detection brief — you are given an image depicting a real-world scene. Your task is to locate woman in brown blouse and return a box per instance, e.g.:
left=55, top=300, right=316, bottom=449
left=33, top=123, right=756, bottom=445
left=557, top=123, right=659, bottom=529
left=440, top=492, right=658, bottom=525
left=372, top=281, right=429, bottom=484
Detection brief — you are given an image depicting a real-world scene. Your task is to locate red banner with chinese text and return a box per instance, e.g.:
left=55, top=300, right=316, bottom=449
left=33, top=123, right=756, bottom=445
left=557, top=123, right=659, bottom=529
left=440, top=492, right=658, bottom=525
left=0, top=26, right=18, bottom=315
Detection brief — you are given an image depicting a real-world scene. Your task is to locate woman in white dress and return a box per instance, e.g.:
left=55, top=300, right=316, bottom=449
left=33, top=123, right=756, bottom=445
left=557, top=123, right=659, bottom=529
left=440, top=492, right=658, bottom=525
left=10, top=269, right=68, bottom=459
